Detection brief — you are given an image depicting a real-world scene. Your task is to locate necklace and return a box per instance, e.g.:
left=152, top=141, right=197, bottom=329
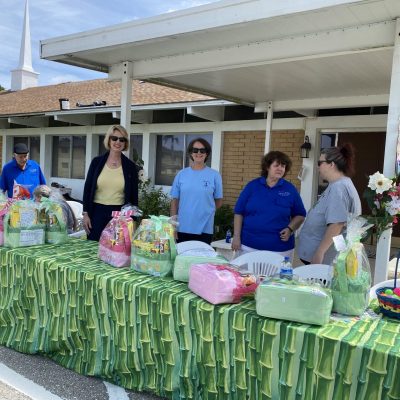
left=108, top=158, right=120, bottom=168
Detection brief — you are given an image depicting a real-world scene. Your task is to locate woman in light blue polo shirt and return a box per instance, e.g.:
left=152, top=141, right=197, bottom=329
left=231, top=151, right=306, bottom=258
left=170, top=138, right=223, bottom=245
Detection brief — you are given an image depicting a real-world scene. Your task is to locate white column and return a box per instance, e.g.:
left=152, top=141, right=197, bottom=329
left=211, top=124, right=223, bottom=172
left=39, top=130, right=51, bottom=180
left=374, top=18, right=400, bottom=284
left=141, top=126, right=151, bottom=180
left=120, top=61, right=133, bottom=133
left=299, top=118, right=317, bottom=211
left=264, top=101, right=273, bottom=154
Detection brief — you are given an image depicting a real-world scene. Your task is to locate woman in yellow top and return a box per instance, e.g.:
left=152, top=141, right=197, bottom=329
left=82, top=125, right=140, bottom=241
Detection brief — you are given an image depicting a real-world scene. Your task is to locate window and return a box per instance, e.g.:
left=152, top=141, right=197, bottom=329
left=52, top=136, right=86, bottom=178
left=155, top=133, right=212, bottom=186
left=98, top=134, right=143, bottom=163
left=13, top=136, right=40, bottom=163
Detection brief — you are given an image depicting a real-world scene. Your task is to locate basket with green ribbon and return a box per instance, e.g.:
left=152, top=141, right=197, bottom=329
left=331, top=216, right=373, bottom=316
left=39, top=197, right=68, bottom=244
left=131, top=215, right=177, bottom=277
left=4, top=200, right=45, bottom=247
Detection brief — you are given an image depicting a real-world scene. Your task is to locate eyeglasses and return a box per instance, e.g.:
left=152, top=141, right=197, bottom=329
left=317, top=160, right=330, bottom=166
left=191, top=148, right=207, bottom=154
left=110, top=136, right=127, bottom=143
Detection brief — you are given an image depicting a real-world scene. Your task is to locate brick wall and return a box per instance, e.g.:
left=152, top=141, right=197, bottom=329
left=221, top=130, right=305, bottom=206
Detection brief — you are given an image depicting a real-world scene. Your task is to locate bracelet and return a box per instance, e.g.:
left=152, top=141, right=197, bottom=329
left=287, top=226, right=294, bottom=233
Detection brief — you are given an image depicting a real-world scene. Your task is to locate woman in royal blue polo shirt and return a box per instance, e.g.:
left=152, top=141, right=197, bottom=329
left=231, top=151, right=306, bottom=258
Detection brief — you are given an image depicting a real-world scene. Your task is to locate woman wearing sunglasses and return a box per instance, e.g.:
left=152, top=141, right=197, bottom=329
left=82, top=125, right=139, bottom=241
left=297, top=143, right=361, bottom=265
left=170, top=138, right=223, bottom=244
left=232, top=151, right=306, bottom=259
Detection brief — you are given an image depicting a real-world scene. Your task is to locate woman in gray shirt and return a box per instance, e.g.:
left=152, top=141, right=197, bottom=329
left=297, top=144, right=361, bottom=265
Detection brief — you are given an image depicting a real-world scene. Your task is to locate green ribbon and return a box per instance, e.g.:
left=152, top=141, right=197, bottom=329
left=39, top=198, right=67, bottom=231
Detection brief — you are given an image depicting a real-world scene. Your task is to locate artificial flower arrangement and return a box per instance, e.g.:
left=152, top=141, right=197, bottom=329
left=363, top=172, right=400, bottom=239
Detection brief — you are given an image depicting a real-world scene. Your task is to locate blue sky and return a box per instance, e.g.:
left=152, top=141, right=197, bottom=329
left=0, top=0, right=217, bottom=89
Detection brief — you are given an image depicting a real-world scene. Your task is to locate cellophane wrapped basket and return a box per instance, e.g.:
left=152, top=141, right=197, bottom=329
left=131, top=215, right=177, bottom=276
left=0, top=193, right=11, bottom=246
left=4, top=200, right=45, bottom=247
left=98, top=205, right=141, bottom=267
left=188, top=263, right=258, bottom=304
left=376, top=254, right=400, bottom=319
left=39, top=198, right=68, bottom=244
left=255, top=276, right=333, bottom=325
left=332, top=216, right=372, bottom=316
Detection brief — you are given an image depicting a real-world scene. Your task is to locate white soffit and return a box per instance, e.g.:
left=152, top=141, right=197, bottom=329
left=40, top=0, right=400, bottom=106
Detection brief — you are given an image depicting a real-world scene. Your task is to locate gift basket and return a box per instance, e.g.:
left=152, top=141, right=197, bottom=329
left=173, top=248, right=229, bottom=282
left=131, top=215, right=177, bottom=276
left=12, top=181, right=31, bottom=200
left=376, top=253, right=400, bottom=319
left=255, top=276, right=333, bottom=325
left=0, top=194, right=11, bottom=246
left=188, top=263, right=258, bottom=304
left=331, top=216, right=372, bottom=316
left=4, top=200, right=45, bottom=247
left=98, top=205, right=141, bottom=268
left=39, top=198, right=68, bottom=244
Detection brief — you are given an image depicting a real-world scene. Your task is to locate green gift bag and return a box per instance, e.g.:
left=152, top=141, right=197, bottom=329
left=40, top=198, right=68, bottom=244
left=331, top=216, right=372, bottom=316
left=131, top=215, right=177, bottom=277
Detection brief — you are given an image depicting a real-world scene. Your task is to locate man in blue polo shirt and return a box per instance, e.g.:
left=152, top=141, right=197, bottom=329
left=0, top=143, right=46, bottom=198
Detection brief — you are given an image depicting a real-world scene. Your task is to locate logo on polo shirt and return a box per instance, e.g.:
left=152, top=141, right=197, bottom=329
left=278, top=191, right=290, bottom=197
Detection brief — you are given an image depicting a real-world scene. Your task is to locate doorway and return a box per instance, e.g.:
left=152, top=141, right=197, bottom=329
left=319, top=131, right=396, bottom=238
left=337, top=131, right=386, bottom=216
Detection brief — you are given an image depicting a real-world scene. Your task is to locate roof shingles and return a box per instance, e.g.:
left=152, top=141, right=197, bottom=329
left=0, top=79, right=215, bottom=116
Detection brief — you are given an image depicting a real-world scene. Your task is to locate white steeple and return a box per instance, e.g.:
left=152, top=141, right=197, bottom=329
left=11, top=0, right=39, bottom=91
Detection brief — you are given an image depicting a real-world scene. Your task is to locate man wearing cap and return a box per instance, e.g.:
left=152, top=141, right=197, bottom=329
left=0, top=143, right=46, bottom=198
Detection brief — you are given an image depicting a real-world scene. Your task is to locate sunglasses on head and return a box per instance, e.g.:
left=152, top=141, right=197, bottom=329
left=110, top=135, right=127, bottom=143
left=317, top=160, right=330, bottom=166
left=191, top=147, right=207, bottom=154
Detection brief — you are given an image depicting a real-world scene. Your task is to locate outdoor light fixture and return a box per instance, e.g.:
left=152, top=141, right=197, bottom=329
left=300, top=136, right=311, bottom=158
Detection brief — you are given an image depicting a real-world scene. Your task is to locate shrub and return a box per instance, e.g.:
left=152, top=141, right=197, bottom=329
left=214, top=204, right=234, bottom=240
left=138, top=179, right=170, bottom=220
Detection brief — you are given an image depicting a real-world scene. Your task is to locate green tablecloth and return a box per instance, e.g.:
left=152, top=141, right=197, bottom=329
left=0, top=240, right=399, bottom=400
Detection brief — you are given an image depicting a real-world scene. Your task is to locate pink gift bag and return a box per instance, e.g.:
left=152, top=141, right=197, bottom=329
left=98, top=209, right=136, bottom=267
left=188, top=263, right=258, bottom=304
left=0, top=200, right=12, bottom=246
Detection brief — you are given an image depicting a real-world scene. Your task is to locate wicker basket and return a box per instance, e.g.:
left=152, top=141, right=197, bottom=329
left=376, top=254, right=400, bottom=319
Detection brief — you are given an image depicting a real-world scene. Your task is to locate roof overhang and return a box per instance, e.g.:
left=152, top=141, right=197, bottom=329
left=40, top=0, right=400, bottom=109
left=0, top=99, right=235, bottom=127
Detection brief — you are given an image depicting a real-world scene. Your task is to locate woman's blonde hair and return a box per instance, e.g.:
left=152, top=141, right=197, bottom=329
left=103, top=125, right=129, bottom=151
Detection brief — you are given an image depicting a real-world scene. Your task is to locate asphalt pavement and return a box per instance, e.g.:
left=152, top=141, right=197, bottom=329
left=0, top=346, right=165, bottom=400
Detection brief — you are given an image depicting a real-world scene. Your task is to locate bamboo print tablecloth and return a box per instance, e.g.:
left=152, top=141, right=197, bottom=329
left=0, top=241, right=399, bottom=400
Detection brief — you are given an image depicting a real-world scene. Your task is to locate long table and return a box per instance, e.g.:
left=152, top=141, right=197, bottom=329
left=0, top=240, right=399, bottom=400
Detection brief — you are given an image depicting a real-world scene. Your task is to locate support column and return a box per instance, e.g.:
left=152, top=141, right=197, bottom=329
left=264, top=101, right=273, bottom=154
left=299, top=118, right=318, bottom=211
left=211, top=124, right=223, bottom=172
left=374, top=18, right=400, bottom=284
left=120, top=61, right=133, bottom=133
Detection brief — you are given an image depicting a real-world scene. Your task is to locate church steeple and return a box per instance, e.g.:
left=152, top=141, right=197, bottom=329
left=11, top=0, right=39, bottom=90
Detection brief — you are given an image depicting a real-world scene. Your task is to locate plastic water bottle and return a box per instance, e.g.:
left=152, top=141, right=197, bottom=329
left=225, top=229, right=232, bottom=243
left=280, top=256, right=293, bottom=280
